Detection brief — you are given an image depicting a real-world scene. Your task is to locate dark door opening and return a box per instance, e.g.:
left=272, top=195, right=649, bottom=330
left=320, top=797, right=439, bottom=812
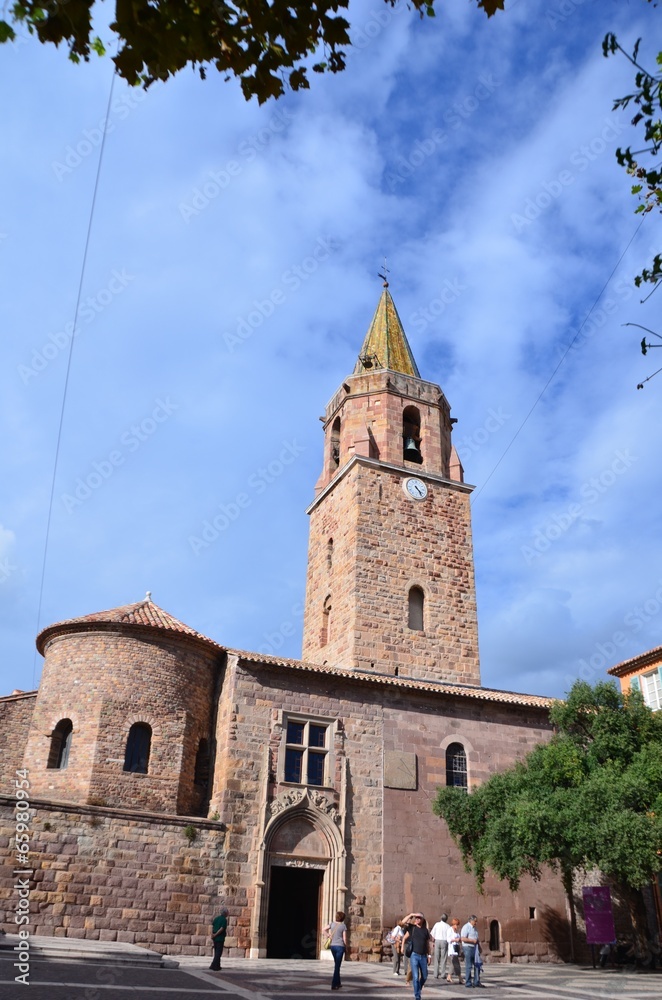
left=266, top=866, right=323, bottom=958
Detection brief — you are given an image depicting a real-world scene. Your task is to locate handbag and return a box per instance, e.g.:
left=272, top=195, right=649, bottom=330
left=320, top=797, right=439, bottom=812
left=324, top=922, right=334, bottom=950
left=405, top=939, right=413, bottom=957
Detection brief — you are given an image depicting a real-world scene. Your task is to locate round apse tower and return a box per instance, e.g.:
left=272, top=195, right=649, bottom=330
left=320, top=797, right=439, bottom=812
left=23, top=595, right=223, bottom=816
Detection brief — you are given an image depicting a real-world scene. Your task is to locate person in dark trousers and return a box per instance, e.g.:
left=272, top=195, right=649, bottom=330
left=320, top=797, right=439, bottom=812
left=461, top=915, right=481, bottom=988
left=402, top=913, right=432, bottom=1000
left=323, top=910, right=348, bottom=990
left=209, top=908, right=229, bottom=971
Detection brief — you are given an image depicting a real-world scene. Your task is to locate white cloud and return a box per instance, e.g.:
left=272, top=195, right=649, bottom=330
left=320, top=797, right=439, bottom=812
left=1, top=0, right=660, bottom=702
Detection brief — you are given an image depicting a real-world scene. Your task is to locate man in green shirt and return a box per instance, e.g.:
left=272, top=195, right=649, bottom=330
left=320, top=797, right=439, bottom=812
left=210, top=908, right=229, bottom=970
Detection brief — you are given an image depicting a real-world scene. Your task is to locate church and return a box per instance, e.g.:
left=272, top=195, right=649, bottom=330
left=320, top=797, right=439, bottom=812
left=0, top=286, right=570, bottom=961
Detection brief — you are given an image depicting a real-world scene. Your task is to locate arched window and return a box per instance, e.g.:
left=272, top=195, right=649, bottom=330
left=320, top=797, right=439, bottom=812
left=320, top=595, right=331, bottom=647
left=489, top=920, right=500, bottom=951
left=124, top=723, right=152, bottom=774
left=446, top=742, right=467, bottom=790
left=331, top=417, right=341, bottom=469
left=327, top=538, right=334, bottom=571
left=47, top=719, right=73, bottom=769
left=408, top=586, right=424, bottom=631
left=403, top=406, right=423, bottom=464
left=194, top=738, right=210, bottom=788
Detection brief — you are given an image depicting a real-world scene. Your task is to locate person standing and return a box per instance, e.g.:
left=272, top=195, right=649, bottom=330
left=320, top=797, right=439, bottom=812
left=430, top=913, right=451, bottom=979
left=460, top=915, right=480, bottom=988
left=474, top=943, right=484, bottom=987
left=209, top=907, right=229, bottom=971
left=402, top=913, right=432, bottom=1000
left=388, top=920, right=407, bottom=976
left=323, top=911, right=348, bottom=990
left=447, top=918, right=463, bottom=984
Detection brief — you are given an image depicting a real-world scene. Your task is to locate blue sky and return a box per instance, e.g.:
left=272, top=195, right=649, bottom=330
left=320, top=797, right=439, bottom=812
left=1, top=0, right=661, bottom=700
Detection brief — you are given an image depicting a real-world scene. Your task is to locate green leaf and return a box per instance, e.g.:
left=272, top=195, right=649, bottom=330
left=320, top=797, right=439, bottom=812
left=0, top=19, right=16, bottom=42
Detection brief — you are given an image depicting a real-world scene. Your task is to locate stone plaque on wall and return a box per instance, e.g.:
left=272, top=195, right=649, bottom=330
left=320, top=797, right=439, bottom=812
left=384, top=751, right=417, bottom=789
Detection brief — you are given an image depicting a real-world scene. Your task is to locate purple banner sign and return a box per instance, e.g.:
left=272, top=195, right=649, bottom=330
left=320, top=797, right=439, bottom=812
left=582, top=886, right=616, bottom=945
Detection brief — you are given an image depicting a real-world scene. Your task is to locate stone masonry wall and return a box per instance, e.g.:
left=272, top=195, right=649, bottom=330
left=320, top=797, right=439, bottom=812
left=23, top=629, right=220, bottom=814
left=317, top=370, right=454, bottom=493
left=0, top=693, right=36, bottom=796
left=0, top=797, right=228, bottom=954
left=210, top=659, right=385, bottom=959
left=208, top=661, right=571, bottom=962
left=352, top=463, right=479, bottom=681
left=304, top=458, right=480, bottom=683
left=382, top=693, right=568, bottom=962
left=303, top=471, right=359, bottom=667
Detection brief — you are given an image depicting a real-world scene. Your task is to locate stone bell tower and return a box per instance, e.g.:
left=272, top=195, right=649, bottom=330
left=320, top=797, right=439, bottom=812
left=301, top=284, right=481, bottom=685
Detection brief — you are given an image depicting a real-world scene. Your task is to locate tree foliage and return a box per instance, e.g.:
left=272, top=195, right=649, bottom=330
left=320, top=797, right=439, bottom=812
left=0, top=1, right=503, bottom=104
left=433, top=681, right=662, bottom=895
left=604, top=3, right=662, bottom=287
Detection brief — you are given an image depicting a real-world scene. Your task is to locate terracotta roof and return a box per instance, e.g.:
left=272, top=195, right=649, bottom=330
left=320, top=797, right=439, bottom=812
left=354, top=287, right=421, bottom=378
left=0, top=689, right=37, bottom=702
left=228, top=647, right=554, bottom=709
left=607, top=644, right=662, bottom=678
left=33, top=598, right=553, bottom=709
left=36, top=596, right=221, bottom=655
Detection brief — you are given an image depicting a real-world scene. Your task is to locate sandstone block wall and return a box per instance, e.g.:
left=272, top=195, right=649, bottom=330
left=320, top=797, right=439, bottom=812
left=0, top=797, right=228, bottom=953
left=23, top=629, right=220, bottom=814
left=304, top=459, right=480, bottom=683
left=0, top=692, right=36, bottom=796
left=381, top=693, right=567, bottom=962
left=302, top=471, right=358, bottom=667
left=209, top=659, right=386, bottom=958
left=317, top=370, right=454, bottom=493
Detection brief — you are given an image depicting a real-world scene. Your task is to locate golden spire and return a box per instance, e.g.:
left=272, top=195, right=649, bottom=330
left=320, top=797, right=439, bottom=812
left=354, top=285, right=421, bottom=378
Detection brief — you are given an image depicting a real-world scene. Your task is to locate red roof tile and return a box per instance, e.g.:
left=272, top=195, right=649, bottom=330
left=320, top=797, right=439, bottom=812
left=607, top=644, right=662, bottom=677
left=228, top=647, right=554, bottom=709
left=34, top=599, right=554, bottom=709
left=36, top=596, right=221, bottom=655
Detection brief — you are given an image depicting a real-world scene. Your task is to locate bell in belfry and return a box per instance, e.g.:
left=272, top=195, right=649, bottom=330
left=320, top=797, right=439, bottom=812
left=403, top=436, right=422, bottom=462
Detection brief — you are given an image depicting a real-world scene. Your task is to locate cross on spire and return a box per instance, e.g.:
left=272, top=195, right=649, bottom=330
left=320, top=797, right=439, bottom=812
left=378, top=256, right=390, bottom=288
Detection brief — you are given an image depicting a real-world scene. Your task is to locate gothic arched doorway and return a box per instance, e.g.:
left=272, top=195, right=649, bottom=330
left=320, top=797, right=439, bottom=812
left=266, top=862, right=324, bottom=958
left=253, top=794, right=346, bottom=959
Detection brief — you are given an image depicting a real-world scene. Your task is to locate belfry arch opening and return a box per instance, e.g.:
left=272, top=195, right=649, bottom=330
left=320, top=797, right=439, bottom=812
left=330, top=417, right=341, bottom=469
left=403, top=406, right=423, bottom=464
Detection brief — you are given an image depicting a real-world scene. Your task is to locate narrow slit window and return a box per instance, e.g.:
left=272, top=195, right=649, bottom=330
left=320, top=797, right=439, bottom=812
left=321, top=594, right=331, bottom=647
left=408, top=586, right=424, bottom=631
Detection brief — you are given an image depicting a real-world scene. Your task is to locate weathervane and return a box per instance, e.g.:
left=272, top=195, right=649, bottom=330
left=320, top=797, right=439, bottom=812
left=378, top=256, right=390, bottom=288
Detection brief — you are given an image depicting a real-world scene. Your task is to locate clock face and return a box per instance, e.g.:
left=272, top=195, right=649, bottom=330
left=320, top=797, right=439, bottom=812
left=404, top=477, right=428, bottom=500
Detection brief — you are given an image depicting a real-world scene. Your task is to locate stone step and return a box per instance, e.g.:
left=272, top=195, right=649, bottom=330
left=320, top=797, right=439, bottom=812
left=0, top=933, right=178, bottom=967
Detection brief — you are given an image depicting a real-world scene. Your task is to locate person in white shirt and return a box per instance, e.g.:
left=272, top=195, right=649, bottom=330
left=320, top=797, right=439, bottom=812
left=447, top=918, right=463, bottom=983
left=429, top=913, right=452, bottom=979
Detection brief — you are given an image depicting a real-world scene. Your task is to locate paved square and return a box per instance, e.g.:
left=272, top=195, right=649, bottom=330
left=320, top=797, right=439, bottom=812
left=1, top=953, right=659, bottom=1000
